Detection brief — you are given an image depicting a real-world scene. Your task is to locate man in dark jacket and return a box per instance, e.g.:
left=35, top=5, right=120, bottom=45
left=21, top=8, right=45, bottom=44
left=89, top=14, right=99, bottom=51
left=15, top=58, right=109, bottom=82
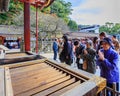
left=96, top=37, right=119, bottom=96
left=52, top=38, right=58, bottom=60
left=74, top=40, right=85, bottom=69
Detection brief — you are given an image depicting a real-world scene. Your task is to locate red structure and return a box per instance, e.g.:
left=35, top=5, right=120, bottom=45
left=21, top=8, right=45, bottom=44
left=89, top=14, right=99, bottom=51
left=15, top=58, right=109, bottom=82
left=18, top=0, right=53, bottom=7
left=24, top=3, right=31, bottom=52
left=0, top=36, right=5, bottom=45
left=18, top=0, right=54, bottom=52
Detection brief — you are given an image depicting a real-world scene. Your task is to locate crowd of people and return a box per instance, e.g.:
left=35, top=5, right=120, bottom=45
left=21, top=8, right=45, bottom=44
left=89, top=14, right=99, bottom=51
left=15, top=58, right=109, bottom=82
left=52, top=32, right=120, bottom=96
left=4, top=39, right=20, bottom=49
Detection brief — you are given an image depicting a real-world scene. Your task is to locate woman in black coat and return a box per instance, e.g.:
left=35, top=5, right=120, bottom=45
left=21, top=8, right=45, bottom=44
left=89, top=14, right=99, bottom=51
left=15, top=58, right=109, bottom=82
left=60, top=35, right=73, bottom=65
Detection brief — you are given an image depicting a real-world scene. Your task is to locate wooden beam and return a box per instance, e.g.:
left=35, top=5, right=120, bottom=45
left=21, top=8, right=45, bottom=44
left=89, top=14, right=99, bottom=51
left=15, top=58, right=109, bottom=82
left=0, top=59, right=46, bottom=69
left=60, top=81, right=97, bottom=96
left=33, top=78, right=76, bottom=96
left=5, top=67, right=13, bottom=96
left=0, top=68, right=5, bottom=96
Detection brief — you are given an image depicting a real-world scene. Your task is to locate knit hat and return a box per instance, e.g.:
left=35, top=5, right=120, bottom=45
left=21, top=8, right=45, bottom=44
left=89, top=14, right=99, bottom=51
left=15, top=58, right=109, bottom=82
left=102, top=37, right=112, bottom=46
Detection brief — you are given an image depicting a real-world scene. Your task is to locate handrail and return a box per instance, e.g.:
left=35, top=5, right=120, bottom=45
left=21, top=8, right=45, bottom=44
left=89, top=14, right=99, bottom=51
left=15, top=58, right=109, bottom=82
left=105, top=87, right=120, bottom=95
left=99, top=84, right=120, bottom=96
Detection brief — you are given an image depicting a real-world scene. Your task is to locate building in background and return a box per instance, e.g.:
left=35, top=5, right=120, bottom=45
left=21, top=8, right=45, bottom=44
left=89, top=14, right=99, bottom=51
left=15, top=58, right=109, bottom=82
left=64, top=32, right=99, bottom=40
left=78, top=25, right=100, bottom=33
left=0, top=25, right=23, bottom=41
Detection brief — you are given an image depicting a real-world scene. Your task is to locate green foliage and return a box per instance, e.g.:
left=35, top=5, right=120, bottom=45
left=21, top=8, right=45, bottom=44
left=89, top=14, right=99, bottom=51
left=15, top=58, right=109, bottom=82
left=50, top=0, right=72, bottom=23
left=100, top=22, right=120, bottom=34
left=0, top=0, right=75, bottom=32
left=41, top=7, right=51, bottom=14
left=0, top=0, right=23, bottom=25
left=99, top=25, right=109, bottom=33
left=68, top=20, right=78, bottom=31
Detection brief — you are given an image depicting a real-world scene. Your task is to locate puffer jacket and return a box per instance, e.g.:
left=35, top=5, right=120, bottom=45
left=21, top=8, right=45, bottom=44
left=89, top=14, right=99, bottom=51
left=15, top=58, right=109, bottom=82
left=96, top=48, right=119, bottom=83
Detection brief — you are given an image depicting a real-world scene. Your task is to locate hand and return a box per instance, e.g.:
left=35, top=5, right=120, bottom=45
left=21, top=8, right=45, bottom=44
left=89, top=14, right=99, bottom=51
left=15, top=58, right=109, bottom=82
left=98, top=50, right=105, bottom=61
left=84, top=50, right=88, bottom=55
left=77, top=55, right=80, bottom=58
left=66, top=56, right=68, bottom=59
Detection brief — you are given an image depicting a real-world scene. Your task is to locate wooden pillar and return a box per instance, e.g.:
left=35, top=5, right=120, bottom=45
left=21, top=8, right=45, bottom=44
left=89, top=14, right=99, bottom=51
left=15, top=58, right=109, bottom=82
left=24, top=3, right=30, bottom=51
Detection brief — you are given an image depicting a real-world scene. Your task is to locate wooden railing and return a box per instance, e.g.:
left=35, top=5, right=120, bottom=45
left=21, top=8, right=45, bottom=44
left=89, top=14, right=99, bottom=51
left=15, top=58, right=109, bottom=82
left=0, top=59, right=106, bottom=96
left=105, top=86, right=120, bottom=96
left=98, top=83, right=120, bottom=96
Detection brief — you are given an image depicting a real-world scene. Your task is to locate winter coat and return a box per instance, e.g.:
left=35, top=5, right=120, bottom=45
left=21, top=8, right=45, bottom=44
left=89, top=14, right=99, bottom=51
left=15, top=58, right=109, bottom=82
left=62, top=41, right=73, bottom=59
left=75, top=44, right=85, bottom=57
left=82, top=48, right=96, bottom=74
left=96, top=47, right=119, bottom=83
left=53, top=41, right=58, bottom=52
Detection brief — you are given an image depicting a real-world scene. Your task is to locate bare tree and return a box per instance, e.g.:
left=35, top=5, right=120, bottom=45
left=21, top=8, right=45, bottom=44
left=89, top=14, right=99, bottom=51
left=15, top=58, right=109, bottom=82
left=14, top=10, right=69, bottom=52
left=30, top=11, right=69, bottom=38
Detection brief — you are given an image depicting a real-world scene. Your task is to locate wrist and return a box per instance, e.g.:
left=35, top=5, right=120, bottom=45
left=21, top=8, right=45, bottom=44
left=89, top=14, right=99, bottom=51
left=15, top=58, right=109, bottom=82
left=102, top=58, right=105, bottom=61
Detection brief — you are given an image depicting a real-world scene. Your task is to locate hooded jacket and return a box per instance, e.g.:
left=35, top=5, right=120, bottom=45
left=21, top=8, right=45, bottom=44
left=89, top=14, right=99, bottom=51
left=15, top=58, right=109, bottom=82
left=96, top=47, right=119, bottom=83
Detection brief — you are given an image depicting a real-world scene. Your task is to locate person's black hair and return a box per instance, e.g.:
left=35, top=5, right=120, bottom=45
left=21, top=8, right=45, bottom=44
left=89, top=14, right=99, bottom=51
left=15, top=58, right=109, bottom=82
left=54, top=38, right=57, bottom=41
left=62, top=35, right=68, bottom=42
left=93, top=37, right=98, bottom=44
left=74, top=40, right=79, bottom=46
left=99, top=32, right=106, bottom=37
left=112, top=35, right=116, bottom=38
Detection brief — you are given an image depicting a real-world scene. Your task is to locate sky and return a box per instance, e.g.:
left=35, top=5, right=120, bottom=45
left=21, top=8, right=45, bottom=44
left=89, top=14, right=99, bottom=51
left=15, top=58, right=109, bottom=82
left=64, top=0, right=120, bottom=25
